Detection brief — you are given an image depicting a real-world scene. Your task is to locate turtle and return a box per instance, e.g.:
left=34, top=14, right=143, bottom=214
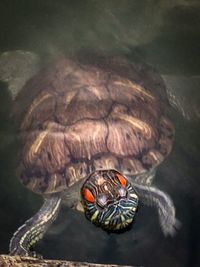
left=0, top=51, right=179, bottom=257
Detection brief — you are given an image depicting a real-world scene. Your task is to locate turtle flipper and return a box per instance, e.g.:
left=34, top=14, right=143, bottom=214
left=132, top=183, right=180, bottom=236
left=9, top=195, right=61, bottom=257
left=0, top=50, right=40, bottom=99
left=162, top=74, right=200, bottom=121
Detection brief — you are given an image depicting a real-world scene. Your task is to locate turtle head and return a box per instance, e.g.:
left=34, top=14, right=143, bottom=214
left=81, top=170, right=138, bottom=231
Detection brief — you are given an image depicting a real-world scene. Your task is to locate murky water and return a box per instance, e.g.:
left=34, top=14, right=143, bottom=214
left=0, top=1, right=200, bottom=267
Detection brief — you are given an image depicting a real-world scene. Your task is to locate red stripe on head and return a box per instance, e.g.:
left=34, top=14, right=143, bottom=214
left=116, top=173, right=127, bottom=187
left=82, top=187, right=95, bottom=202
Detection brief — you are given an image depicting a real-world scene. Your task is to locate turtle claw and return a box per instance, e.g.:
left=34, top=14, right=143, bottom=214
left=156, top=194, right=181, bottom=237
left=10, top=248, right=43, bottom=259
left=161, top=217, right=181, bottom=237
left=29, top=251, right=43, bottom=259
left=9, top=246, right=29, bottom=257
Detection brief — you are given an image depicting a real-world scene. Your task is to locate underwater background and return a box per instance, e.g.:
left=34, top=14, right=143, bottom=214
left=0, top=1, right=200, bottom=266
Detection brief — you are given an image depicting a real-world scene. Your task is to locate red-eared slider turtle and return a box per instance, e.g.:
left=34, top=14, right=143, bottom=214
left=2, top=52, right=178, bottom=257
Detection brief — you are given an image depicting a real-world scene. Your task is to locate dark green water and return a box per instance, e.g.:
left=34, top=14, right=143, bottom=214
left=0, top=1, right=200, bottom=266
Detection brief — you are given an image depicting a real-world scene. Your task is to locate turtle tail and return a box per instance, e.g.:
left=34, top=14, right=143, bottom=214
left=9, top=195, right=61, bottom=257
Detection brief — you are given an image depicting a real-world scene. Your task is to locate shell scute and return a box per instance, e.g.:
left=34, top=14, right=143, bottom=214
left=14, top=56, right=174, bottom=194
left=64, top=119, right=108, bottom=160
left=21, top=122, right=70, bottom=176
left=120, top=158, right=145, bottom=176
left=55, top=85, right=111, bottom=126
left=65, top=162, right=88, bottom=187
left=20, top=91, right=56, bottom=131
left=20, top=172, right=67, bottom=194
left=93, top=155, right=119, bottom=171
left=106, top=104, right=158, bottom=157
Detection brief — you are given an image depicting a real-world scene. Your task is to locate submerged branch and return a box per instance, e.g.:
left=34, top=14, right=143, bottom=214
left=0, top=254, right=135, bottom=267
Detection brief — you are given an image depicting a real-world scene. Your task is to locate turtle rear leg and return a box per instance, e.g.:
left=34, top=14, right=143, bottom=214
left=9, top=195, right=61, bottom=257
left=132, top=182, right=180, bottom=236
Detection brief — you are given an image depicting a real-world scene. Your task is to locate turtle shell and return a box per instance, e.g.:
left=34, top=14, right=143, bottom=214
left=13, top=55, right=174, bottom=195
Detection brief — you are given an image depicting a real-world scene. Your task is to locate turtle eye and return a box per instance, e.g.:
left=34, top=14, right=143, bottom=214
left=82, top=187, right=95, bottom=203
left=116, top=173, right=127, bottom=187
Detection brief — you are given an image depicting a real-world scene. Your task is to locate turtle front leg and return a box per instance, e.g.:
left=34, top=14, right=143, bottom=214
left=132, top=182, right=180, bottom=236
left=9, top=195, right=61, bottom=257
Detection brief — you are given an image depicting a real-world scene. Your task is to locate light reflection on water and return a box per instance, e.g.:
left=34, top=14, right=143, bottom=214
left=0, top=1, right=199, bottom=267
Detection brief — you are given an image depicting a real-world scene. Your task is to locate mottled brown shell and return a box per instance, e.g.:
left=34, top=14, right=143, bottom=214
left=13, top=55, right=174, bottom=194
